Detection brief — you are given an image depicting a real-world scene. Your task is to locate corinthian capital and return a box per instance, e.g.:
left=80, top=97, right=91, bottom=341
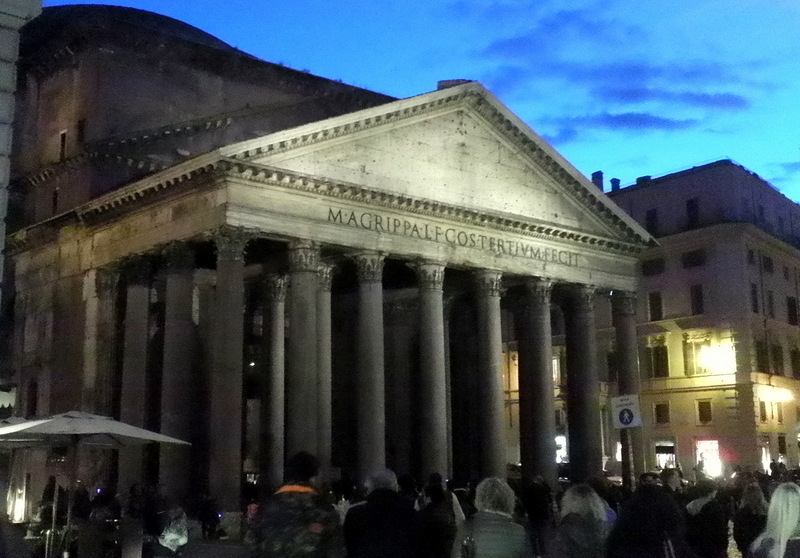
left=525, top=277, right=553, bottom=305
left=569, top=283, right=597, bottom=312
left=413, top=260, right=445, bottom=291
left=611, top=290, right=637, bottom=316
left=474, top=270, right=502, bottom=298
left=352, top=251, right=385, bottom=283
left=264, top=274, right=288, bottom=302
left=317, top=263, right=335, bottom=292
left=215, top=228, right=248, bottom=262
left=288, top=240, right=320, bottom=273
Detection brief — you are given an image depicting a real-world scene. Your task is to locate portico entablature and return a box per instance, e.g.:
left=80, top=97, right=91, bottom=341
left=8, top=80, right=653, bottom=293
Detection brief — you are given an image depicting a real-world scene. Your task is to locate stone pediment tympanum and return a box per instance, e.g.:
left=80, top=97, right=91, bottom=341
left=221, top=81, right=650, bottom=246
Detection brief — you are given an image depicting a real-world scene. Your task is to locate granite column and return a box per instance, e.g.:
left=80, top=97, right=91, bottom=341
left=416, top=261, right=448, bottom=478
left=209, top=230, right=246, bottom=512
left=354, top=252, right=386, bottom=479
left=286, top=240, right=319, bottom=457
left=317, top=263, right=334, bottom=480
left=612, top=290, right=646, bottom=486
left=260, top=274, right=286, bottom=491
left=474, top=270, right=506, bottom=478
left=564, top=284, right=603, bottom=482
left=518, top=278, right=557, bottom=487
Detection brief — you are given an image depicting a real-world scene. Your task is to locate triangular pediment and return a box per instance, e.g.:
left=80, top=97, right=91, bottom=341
left=221, top=82, right=652, bottom=246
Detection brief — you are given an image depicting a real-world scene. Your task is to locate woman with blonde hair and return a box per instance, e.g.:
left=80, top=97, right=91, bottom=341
left=555, top=484, right=609, bottom=558
left=750, top=482, right=800, bottom=558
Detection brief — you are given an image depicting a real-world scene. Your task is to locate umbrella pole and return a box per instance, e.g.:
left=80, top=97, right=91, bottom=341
left=47, top=485, right=59, bottom=558
left=62, top=435, right=79, bottom=557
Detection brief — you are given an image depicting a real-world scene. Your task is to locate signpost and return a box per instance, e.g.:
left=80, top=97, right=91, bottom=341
left=611, top=394, right=642, bottom=429
left=611, top=394, right=642, bottom=493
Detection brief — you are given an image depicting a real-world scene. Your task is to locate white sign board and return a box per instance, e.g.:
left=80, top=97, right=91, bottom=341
left=611, top=394, right=642, bottom=429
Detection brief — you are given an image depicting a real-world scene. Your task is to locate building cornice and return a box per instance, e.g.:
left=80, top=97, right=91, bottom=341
left=8, top=156, right=648, bottom=258
left=223, top=83, right=654, bottom=248
left=218, top=159, right=644, bottom=256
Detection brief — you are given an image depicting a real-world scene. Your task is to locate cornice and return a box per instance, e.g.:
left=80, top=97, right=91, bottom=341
left=10, top=153, right=647, bottom=259
left=76, top=157, right=225, bottom=222
left=220, top=159, right=647, bottom=257
left=22, top=151, right=167, bottom=187
left=226, top=85, right=653, bottom=248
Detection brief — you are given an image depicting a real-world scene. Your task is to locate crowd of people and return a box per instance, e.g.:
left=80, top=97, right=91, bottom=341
left=15, top=455, right=800, bottom=557
left=246, top=455, right=800, bottom=558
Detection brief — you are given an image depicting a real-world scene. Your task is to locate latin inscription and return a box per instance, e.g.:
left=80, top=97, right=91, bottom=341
left=327, top=207, right=580, bottom=267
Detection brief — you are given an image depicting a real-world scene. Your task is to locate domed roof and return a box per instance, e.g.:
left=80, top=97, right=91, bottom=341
left=21, top=4, right=245, bottom=57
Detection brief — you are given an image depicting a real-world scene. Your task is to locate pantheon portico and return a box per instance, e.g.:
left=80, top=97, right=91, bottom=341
left=8, top=80, right=652, bottom=518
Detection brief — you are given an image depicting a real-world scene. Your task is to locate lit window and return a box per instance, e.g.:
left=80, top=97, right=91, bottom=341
left=759, top=400, right=768, bottom=423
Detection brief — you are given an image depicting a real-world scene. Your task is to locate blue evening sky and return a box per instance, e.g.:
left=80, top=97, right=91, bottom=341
left=44, top=0, right=800, bottom=199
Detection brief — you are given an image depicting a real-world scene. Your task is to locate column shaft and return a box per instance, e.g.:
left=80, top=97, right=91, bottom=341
left=286, top=241, right=319, bottom=456
left=518, top=278, right=557, bottom=487
left=355, top=253, right=386, bottom=479
left=385, top=300, right=415, bottom=475
left=261, top=275, right=286, bottom=491
left=119, top=261, right=151, bottom=491
left=159, top=244, right=195, bottom=499
left=209, top=231, right=246, bottom=511
left=564, top=285, right=603, bottom=482
left=475, top=271, right=506, bottom=478
left=416, top=262, right=448, bottom=477
left=612, top=291, right=646, bottom=483
left=317, top=264, right=334, bottom=480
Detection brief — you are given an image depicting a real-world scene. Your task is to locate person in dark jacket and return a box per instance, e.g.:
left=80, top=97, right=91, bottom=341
left=734, top=483, right=768, bottom=558
left=247, top=451, right=341, bottom=558
left=605, top=483, right=696, bottom=558
left=685, top=479, right=729, bottom=558
left=418, top=481, right=457, bottom=558
left=344, top=468, right=423, bottom=558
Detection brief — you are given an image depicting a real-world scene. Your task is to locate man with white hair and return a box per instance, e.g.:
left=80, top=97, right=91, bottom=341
left=343, top=469, right=423, bottom=558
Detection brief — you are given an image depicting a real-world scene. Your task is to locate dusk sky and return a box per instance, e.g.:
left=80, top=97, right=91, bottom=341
left=45, top=0, right=800, bottom=200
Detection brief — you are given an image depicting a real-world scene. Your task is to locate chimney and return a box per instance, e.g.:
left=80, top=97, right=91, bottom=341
left=610, top=178, right=621, bottom=191
left=591, top=171, right=604, bottom=190
left=437, top=79, right=472, bottom=90
left=636, top=175, right=652, bottom=186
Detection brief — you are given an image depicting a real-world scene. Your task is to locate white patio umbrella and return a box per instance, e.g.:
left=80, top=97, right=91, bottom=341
left=0, top=411, right=190, bottom=558
left=0, top=410, right=190, bottom=448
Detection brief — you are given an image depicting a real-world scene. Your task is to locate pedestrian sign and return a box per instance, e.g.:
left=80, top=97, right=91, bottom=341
left=611, top=395, right=642, bottom=429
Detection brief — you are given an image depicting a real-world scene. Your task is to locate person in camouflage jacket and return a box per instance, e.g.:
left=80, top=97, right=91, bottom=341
left=248, top=452, right=343, bottom=558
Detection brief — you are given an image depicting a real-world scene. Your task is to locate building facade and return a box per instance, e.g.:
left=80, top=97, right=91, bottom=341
left=0, top=0, right=41, bottom=400
left=608, top=160, right=800, bottom=477
left=5, top=6, right=653, bottom=522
